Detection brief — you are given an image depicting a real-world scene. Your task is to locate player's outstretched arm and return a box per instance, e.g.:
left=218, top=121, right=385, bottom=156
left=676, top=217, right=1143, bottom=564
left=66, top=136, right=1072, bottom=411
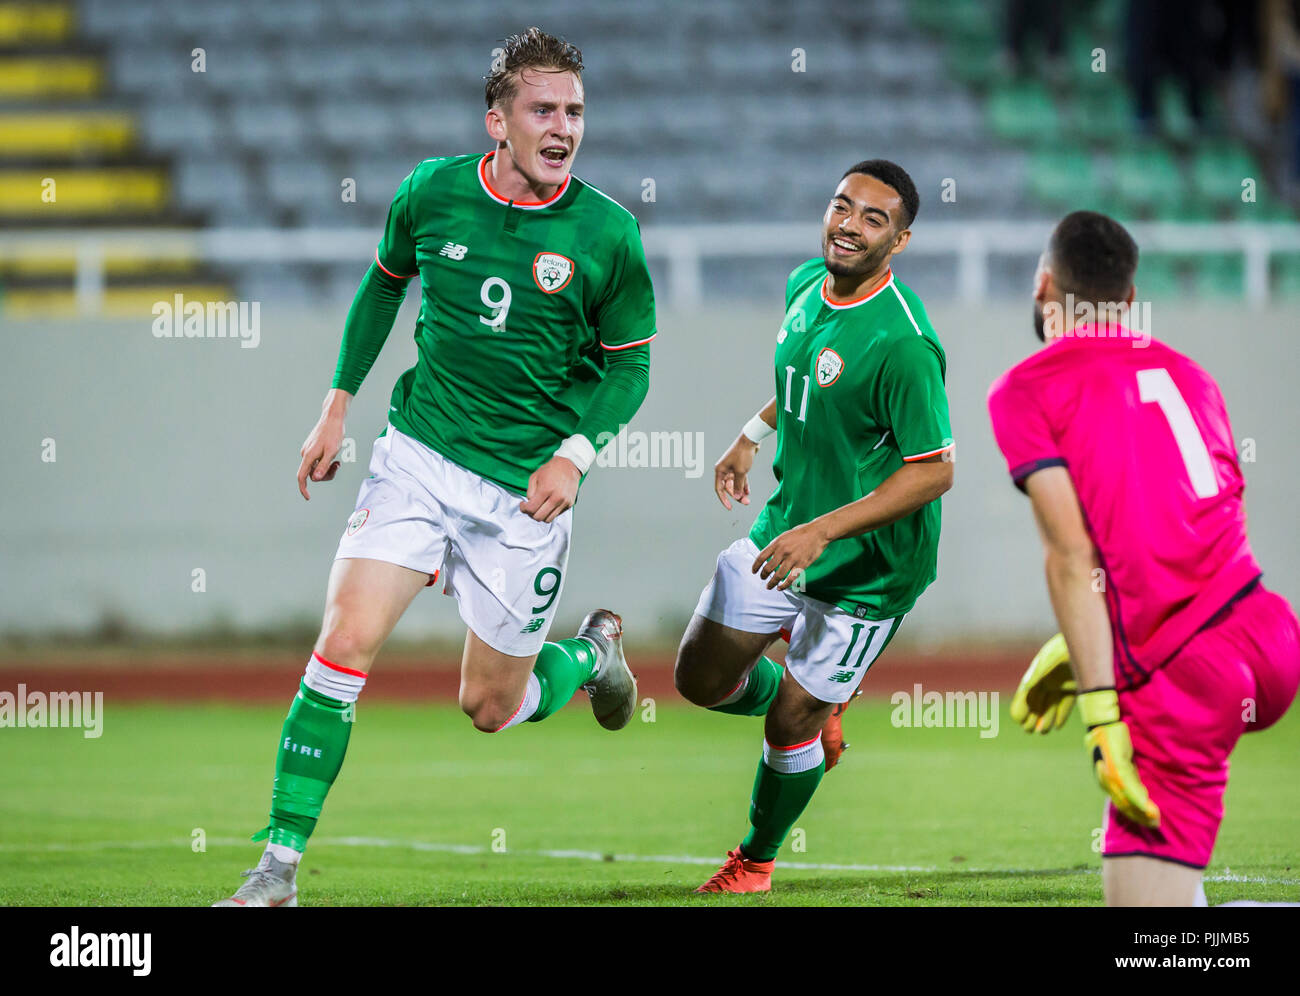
left=1023, top=467, right=1159, bottom=827
left=296, top=388, right=351, bottom=500
left=714, top=397, right=777, bottom=510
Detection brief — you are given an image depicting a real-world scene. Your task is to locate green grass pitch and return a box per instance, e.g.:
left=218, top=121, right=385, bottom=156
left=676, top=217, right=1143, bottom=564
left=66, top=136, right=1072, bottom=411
left=2, top=700, right=1296, bottom=906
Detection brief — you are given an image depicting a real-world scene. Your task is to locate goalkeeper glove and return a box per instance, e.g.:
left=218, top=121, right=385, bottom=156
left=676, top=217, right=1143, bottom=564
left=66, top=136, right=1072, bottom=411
left=1010, top=633, right=1077, bottom=733
left=1078, top=688, right=1160, bottom=828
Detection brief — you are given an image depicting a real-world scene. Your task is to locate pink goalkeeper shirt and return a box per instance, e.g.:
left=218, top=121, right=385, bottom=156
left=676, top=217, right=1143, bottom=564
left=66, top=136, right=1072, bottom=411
left=988, top=324, right=1262, bottom=689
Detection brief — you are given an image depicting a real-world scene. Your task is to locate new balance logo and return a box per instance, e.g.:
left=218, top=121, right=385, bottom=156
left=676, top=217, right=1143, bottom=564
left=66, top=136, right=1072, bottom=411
left=439, top=242, right=468, bottom=260
left=520, top=618, right=546, bottom=634
left=828, top=670, right=856, bottom=683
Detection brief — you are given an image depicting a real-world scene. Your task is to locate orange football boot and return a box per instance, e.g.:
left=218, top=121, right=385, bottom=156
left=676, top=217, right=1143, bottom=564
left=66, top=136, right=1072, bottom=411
left=821, top=688, right=861, bottom=771
left=695, top=847, right=775, bottom=893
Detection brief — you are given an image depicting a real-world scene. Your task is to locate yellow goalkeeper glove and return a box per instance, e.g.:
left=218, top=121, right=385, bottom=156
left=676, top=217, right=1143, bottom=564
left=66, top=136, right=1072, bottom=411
left=1010, top=633, right=1077, bottom=733
left=1078, top=688, right=1160, bottom=828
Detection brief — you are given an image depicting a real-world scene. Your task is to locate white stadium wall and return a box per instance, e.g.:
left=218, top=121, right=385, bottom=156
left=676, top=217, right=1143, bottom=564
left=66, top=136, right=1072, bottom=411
left=3, top=296, right=1297, bottom=648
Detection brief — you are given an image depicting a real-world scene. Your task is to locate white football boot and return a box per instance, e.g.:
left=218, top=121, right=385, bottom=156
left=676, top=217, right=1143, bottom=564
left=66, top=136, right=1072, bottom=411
left=211, top=850, right=298, bottom=907
left=577, top=609, right=637, bottom=731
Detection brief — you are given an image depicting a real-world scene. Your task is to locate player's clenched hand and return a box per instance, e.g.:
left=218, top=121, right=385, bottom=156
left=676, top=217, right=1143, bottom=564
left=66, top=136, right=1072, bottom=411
left=297, top=409, right=346, bottom=500
left=521, top=455, right=580, bottom=523
left=752, top=521, right=832, bottom=591
left=714, top=435, right=758, bottom=510
left=1010, top=633, right=1078, bottom=733
left=1078, top=688, right=1160, bottom=828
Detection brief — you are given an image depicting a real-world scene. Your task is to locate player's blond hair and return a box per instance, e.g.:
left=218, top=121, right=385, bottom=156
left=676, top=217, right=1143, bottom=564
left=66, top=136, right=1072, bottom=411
left=484, top=27, right=584, bottom=109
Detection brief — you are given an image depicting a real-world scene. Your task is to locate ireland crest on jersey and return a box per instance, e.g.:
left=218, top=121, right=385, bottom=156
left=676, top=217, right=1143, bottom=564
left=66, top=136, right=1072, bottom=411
left=816, top=347, right=844, bottom=387
left=533, top=252, right=574, bottom=293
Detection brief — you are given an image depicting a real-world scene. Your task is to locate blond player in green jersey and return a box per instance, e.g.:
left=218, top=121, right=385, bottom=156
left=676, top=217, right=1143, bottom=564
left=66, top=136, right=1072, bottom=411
left=676, top=161, right=955, bottom=894
left=214, top=28, right=656, bottom=907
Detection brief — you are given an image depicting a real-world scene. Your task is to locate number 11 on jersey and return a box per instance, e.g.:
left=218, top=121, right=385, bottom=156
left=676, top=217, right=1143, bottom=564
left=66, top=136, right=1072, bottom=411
left=784, top=365, right=810, bottom=423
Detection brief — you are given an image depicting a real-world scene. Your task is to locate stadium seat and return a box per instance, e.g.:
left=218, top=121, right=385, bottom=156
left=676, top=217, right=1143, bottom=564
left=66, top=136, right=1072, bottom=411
left=1272, top=253, right=1300, bottom=296
left=1190, top=143, right=1258, bottom=207
left=987, top=81, right=1061, bottom=144
left=1025, top=150, right=1103, bottom=211
left=1193, top=253, right=1245, bottom=298
left=1112, top=146, right=1185, bottom=217
left=1134, top=255, right=1185, bottom=298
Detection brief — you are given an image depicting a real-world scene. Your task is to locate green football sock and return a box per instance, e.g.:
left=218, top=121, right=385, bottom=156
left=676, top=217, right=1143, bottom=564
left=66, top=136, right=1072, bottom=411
left=528, top=637, right=598, bottom=723
left=251, top=681, right=354, bottom=852
left=740, top=758, right=825, bottom=862
left=709, top=656, right=783, bottom=716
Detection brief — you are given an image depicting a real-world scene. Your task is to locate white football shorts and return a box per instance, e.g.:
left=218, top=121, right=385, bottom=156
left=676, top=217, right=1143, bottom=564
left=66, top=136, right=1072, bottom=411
left=334, top=424, right=570, bottom=657
left=693, top=537, right=902, bottom=703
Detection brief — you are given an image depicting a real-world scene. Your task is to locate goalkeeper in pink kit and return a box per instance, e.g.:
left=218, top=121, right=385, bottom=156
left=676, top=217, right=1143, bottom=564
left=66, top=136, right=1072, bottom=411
left=987, top=211, right=1300, bottom=906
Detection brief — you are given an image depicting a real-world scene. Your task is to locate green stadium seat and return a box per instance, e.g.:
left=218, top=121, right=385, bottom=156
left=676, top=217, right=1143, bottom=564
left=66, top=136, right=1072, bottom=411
left=1064, top=33, right=1112, bottom=92
left=1190, top=143, right=1258, bottom=207
left=1134, top=255, right=1185, bottom=298
left=942, top=3, right=1000, bottom=47
left=1157, top=81, right=1197, bottom=144
left=987, top=81, right=1061, bottom=144
left=1193, top=254, right=1245, bottom=298
left=1112, top=146, right=1185, bottom=217
left=1228, top=188, right=1296, bottom=222
left=1025, top=150, right=1104, bottom=210
left=1070, top=85, right=1132, bottom=144
left=947, top=45, right=1001, bottom=89
left=1271, top=253, right=1300, bottom=297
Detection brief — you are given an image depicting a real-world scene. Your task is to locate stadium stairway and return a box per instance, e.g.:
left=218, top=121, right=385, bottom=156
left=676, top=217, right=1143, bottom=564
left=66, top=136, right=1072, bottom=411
left=0, top=1, right=232, bottom=317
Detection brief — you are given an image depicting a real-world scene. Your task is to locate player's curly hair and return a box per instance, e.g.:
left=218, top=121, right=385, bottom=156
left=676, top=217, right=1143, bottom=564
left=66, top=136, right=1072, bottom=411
left=484, top=27, right=584, bottom=109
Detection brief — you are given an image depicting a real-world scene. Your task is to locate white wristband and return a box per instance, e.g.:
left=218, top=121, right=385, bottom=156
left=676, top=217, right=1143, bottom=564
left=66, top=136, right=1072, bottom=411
left=741, top=413, right=775, bottom=444
left=553, top=433, right=596, bottom=474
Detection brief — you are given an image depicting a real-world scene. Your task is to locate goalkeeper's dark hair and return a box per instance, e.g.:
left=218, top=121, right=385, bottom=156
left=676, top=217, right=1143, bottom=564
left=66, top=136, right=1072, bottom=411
left=841, top=159, right=919, bottom=228
left=1047, top=210, right=1139, bottom=304
left=484, top=27, right=584, bottom=109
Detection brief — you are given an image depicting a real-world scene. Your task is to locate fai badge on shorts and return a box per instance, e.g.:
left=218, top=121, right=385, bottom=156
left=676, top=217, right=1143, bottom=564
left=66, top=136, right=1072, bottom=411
left=347, top=508, right=369, bottom=535
left=533, top=252, right=574, bottom=293
left=816, top=347, right=844, bottom=387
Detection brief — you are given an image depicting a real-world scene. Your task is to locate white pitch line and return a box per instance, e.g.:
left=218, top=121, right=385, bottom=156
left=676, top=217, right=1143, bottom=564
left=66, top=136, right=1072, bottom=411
left=3, top=835, right=1298, bottom=886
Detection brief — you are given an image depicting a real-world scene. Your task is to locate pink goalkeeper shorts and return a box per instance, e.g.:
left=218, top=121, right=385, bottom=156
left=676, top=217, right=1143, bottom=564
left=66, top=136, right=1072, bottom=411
left=1103, top=582, right=1300, bottom=869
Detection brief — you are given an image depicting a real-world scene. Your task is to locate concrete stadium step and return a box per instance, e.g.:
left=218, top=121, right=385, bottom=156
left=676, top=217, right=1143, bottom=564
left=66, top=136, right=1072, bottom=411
left=0, top=52, right=101, bottom=98
left=0, top=110, right=134, bottom=157
left=0, top=282, right=236, bottom=318
left=0, top=165, right=169, bottom=219
left=0, top=2, right=74, bottom=46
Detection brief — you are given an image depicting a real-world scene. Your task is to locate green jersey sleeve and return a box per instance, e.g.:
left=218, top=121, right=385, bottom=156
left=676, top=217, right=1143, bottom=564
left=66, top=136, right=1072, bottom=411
left=375, top=171, right=417, bottom=278
left=876, top=333, right=954, bottom=462
left=593, top=220, right=657, bottom=350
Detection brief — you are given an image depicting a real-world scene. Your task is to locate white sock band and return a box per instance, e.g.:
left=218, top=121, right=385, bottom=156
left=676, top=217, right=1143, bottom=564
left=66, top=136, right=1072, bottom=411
left=495, top=673, right=542, bottom=732
left=265, top=842, right=301, bottom=866
left=303, top=652, right=367, bottom=703
left=762, top=736, right=826, bottom=774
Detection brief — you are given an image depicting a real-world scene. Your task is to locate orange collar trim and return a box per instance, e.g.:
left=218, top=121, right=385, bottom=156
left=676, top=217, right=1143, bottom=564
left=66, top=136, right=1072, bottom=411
left=821, top=269, right=893, bottom=309
left=478, top=150, right=571, bottom=208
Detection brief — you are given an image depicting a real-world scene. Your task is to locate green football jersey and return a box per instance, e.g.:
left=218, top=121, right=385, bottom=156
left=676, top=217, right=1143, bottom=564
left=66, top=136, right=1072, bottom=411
left=374, top=151, right=657, bottom=495
left=750, top=258, right=953, bottom=619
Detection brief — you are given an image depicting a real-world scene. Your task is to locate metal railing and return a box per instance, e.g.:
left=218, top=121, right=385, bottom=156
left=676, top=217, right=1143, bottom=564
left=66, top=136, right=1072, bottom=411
left=2, top=222, right=1299, bottom=313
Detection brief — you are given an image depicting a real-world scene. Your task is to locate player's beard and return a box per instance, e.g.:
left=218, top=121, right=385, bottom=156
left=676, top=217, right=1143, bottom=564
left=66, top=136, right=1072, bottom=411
left=823, top=235, right=892, bottom=279
left=1033, top=301, right=1046, bottom=342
